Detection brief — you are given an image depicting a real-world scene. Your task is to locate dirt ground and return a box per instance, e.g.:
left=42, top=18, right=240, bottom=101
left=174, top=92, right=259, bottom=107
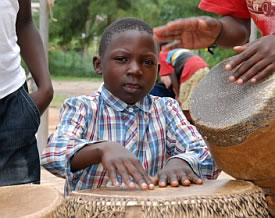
left=49, top=80, right=102, bottom=133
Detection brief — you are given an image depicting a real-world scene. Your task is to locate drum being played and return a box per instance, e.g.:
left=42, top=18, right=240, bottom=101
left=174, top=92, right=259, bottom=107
left=56, top=180, right=269, bottom=218
left=0, top=184, right=63, bottom=218
left=189, top=56, right=275, bottom=214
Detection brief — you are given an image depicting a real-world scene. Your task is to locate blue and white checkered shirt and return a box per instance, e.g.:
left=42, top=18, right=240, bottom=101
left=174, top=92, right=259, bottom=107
left=41, top=85, right=220, bottom=195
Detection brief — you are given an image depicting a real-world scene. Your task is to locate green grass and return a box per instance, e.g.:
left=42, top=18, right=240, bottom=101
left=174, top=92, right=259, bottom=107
left=51, top=75, right=103, bottom=82
left=50, top=94, right=69, bottom=109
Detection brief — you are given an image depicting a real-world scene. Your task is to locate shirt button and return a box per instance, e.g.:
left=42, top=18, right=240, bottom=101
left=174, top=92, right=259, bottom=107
left=129, top=107, right=134, bottom=112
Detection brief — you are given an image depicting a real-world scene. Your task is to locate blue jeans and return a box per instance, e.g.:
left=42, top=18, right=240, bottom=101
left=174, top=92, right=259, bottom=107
left=0, top=83, right=40, bottom=186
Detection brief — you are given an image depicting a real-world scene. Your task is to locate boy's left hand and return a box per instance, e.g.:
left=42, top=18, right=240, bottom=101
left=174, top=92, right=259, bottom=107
left=226, top=35, right=275, bottom=85
left=151, top=158, right=203, bottom=187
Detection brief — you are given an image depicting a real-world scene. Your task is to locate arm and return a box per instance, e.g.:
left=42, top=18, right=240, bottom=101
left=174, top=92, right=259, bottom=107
left=152, top=99, right=221, bottom=187
left=71, top=141, right=154, bottom=190
left=17, top=0, right=53, bottom=114
left=153, top=16, right=250, bottom=50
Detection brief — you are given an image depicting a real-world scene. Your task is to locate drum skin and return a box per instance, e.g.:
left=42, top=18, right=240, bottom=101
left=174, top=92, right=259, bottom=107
left=56, top=180, right=270, bottom=218
left=190, top=57, right=275, bottom=189
left=0, top=184, right=63, bottom=218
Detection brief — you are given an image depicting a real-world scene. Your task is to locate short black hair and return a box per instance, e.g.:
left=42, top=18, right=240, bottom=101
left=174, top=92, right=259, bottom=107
left=99, top=17, right=153, bottom=57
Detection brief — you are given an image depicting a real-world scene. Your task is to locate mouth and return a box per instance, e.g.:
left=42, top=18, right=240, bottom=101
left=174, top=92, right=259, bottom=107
left=123, top=83, right=142, bottom=93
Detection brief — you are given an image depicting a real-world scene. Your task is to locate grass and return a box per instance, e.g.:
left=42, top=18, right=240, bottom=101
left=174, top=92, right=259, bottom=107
left=51, top=75, right=103, bottom=82
left=50, top=94, right=68, bottom=109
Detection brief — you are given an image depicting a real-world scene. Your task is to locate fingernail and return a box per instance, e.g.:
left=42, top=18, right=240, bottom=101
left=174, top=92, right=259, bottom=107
left=237, top=79, right=243, bottom=85
left=225, top=64, right=232, bottom=71
left=251, top=78, right=257, bottom=83
left=228, top=76, right=235, bottom=82
left=149, top=184, right=155, bottom=189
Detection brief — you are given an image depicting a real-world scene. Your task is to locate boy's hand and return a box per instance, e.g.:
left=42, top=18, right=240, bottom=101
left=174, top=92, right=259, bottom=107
left=151, top=158, right=202, bottom=187
left=100, top=142, right=154, bottom=190
left=226, top=35, right=275, bottom=85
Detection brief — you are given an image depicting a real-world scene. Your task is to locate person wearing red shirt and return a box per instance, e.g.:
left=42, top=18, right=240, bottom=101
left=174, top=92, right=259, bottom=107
left=151, top=48, right=209, bottom=122
left=153, top=0, right=275, bottom=86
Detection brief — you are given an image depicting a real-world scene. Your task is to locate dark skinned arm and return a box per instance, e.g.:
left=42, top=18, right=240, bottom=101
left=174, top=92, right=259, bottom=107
left=154, top=15, right=274, bottom=85
left=71, top=141, right=154, bottom=190
left=153, top=15, right=250, bottom=50
left=17, top=0, right=53, bottom=114
left=215, top=16, right=250, bottom=49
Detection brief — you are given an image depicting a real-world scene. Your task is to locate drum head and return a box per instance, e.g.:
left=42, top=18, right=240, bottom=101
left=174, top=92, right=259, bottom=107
left=58, top=180, right=269, bottom=218
left=190, top=56, right=275, bottom=146
left=0, top=184, right=63, bottom=218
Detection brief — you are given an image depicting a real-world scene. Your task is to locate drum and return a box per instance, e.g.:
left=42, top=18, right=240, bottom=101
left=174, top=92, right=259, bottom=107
left=56, top=180, right=269, bottom=218
left=0, top=184, right=63, bottom=218
left=189, top=56, right=275, bottom=214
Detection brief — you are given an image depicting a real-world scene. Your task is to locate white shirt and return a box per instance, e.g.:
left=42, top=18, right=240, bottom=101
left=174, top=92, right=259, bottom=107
left=0, top=0, right=26, bottom=99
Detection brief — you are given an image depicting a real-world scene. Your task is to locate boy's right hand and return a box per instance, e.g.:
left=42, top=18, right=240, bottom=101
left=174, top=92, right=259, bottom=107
left=100, top=142, right=154, bottom=190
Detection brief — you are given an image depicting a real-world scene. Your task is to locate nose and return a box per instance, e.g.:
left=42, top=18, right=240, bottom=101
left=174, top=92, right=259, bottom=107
left=127, top=61, right=142, bottom=76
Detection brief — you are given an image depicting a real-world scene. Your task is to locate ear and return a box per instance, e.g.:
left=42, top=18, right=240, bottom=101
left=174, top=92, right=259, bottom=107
left=93, top=56, right=103, bottom=75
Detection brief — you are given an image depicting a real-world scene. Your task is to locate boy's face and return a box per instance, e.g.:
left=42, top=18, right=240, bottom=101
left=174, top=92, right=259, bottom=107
left=94, top=30, right=158, bottom=104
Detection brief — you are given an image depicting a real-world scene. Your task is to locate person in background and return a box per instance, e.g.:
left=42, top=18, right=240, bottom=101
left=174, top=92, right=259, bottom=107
left=0, top=0, right=53, bottom=186
left=151, top=46, right=209, bottom=123
left=41, top=17, right=220, bottom=196
left=153, top=0, right=275, bottom=85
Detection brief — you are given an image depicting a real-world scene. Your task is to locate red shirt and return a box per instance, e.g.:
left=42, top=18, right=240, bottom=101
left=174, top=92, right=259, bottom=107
left=199, top=0, right=275, bottom=36
left=159, top=50, right=208, bottom=84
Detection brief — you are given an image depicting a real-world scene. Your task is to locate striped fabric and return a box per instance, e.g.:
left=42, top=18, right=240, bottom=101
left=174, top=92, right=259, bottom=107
left=41, top=85, right=220, bottom=195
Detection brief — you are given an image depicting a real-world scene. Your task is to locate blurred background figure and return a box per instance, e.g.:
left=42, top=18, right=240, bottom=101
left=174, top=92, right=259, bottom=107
left=151, top=45, right=209, bottom=123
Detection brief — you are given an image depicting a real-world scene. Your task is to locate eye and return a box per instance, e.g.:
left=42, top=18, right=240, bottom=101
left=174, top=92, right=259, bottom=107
left=143, top=59, right=156, bottom=66
left=114, top=56, right=127, bottom=63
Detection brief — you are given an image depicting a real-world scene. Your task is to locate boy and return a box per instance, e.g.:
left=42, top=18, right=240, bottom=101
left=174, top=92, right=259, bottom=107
left=41, top=17, right=220, bottom=195
left=0, top=0, right=53, bottom=186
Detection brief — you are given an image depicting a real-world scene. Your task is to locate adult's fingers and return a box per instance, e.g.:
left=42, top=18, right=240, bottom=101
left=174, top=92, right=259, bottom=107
left=161, top=40, right=184, bottom=51
left=251, top=63, right=275, bottom=83
left=225, top=43, right=254, bottom=72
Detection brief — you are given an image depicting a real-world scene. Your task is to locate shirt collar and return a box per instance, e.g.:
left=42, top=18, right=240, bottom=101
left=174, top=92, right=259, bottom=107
left=99, top=84, right=152, bottom=113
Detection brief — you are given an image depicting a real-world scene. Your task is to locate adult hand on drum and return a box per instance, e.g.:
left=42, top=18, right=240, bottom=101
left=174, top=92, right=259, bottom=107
left=153, top=16, right=275, bottom=85
left=100, top=142, right=155, bottom=190
left=151, top=158, right=203, bottom=187
left=226, top=35, right=275, bottom=85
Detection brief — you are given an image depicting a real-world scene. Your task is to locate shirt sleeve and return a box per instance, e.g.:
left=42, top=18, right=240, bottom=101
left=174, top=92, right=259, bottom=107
left=199, top=0, right=251, bottom=19
left=41, top=97, right=97, bottom=183
left=162, top=98, right=221, bottom=179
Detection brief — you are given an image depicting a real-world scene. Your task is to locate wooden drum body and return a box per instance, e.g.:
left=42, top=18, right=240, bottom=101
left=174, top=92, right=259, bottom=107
left=57, top=180, right=269, bottom=218
left=189, top=57, right=275, bottom=214
left=190, top=57, right=275, bottom=188
left=0, top=184, right=63, bottom=218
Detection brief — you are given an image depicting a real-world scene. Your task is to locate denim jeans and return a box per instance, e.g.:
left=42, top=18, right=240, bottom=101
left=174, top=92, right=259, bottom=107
left=0, top=83, right=40, bottom=186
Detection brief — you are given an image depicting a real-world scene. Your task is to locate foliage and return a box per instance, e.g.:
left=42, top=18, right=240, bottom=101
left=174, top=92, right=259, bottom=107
left=48, top=49, right=100, bottom=78
left=46, top=0, right=234, bottom=77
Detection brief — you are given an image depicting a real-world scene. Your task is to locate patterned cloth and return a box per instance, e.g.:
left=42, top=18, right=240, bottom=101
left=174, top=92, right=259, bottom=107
left=41, top=85, right=220, bottom=195
left=179, top=67, right=209, bottom=110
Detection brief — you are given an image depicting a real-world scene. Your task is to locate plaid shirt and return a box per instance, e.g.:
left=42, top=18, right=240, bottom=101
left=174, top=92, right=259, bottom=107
left=41, top=85, right=220, bottom=195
